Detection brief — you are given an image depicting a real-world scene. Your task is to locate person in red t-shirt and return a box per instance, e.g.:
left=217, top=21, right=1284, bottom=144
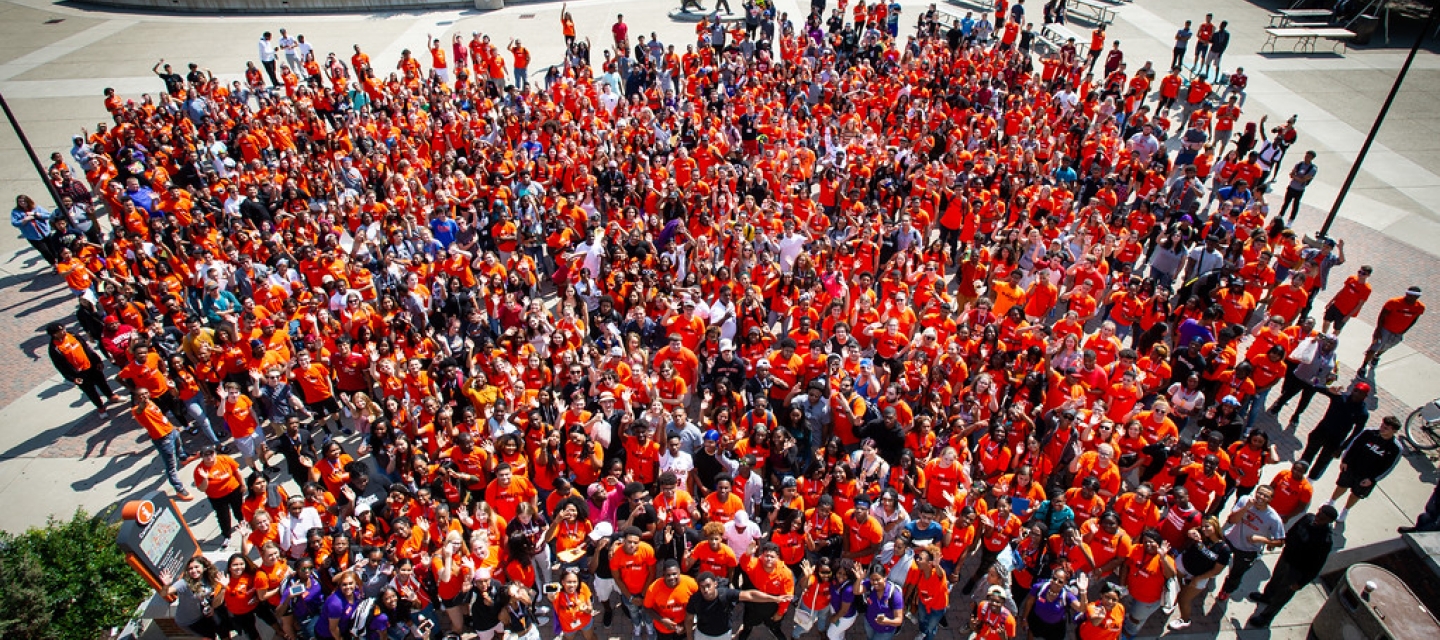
left=1321, top=266, right=1373, bottom=335
left=1361, top=287, right=1425, bottom=375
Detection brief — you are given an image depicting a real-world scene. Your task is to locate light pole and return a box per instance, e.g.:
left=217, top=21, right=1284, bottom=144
left=1319, top=2, right=1440, bottom=238
left=0, top=89, right=66, bottom=213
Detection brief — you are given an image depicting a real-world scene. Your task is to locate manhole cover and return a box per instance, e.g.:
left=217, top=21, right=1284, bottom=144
left=519, top=13, right=536, bottom=19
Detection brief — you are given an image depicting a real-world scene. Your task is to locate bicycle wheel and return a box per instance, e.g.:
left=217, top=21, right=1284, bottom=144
left=1404, top=405, right=1440, bottom=451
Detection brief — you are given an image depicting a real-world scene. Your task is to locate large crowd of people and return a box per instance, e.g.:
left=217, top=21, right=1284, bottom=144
left=15, top=0, right=1431, bottom=638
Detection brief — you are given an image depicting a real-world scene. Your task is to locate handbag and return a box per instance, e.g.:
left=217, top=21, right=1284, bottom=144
left=1289, top=337, right=1318, bottom=365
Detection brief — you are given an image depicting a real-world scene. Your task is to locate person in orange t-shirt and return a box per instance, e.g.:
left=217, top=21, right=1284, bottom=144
left=904, top=547, right=951, bottom=636
left=687, top=522, right=740, bottom=579
left=218, top=382, right=271, bottom=474
left=1361, top=288, right=1426, bottom=374
left=194, top=447, right=245, bottom=544
left=1176, top=456, right=1227, bottom=515
left=484, top=463, right=538, bottom=522
left=701, top=477, right=745, bottom=525
left=252, top=542, right=292, bottom=608
left=738, top=543, right=797, bottom=630
left=47, top=323, right=115, bottom=415
left=842, top=501, right=884, bottom=564
left=550, top=570, right=595, bottom=636
left=311, top=440, right=354, bottom=496
left=291, top=351, right=341, bottom=433
left=432, top=531, right=473, bottom=630
left=131, top=387, right=192, bottom=497
left=610, top=527, right=658, bottom=619
left=1118, top=531, right=1175, bottom=635
left=644, top=560, right=698, bottom=635
left=1321, top=267, right=1373, bottom=335
left=1076, top=574, right=1126, bottom=640
left=1220, top=431, right=1279, bottom=512
left=221, top=555, right=264, bottom=636
left=1267, top=461, right=1315, bottom=521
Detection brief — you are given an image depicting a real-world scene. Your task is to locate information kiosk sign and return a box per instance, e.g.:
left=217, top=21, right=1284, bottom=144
left=116, top=491, right=202, bottom=598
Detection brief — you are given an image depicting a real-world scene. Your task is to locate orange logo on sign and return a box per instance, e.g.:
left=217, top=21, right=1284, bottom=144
left=135, top=501, right=155, bottom=526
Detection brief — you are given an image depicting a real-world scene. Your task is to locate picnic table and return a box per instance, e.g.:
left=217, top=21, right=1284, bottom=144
left=1267, top=9, right=1334, bottom=27
left=931, top=6, right=963, bottom=29
left=945, top=0, right=996, bottom=14
left=1038, top=23, right=1084, bottom=54
left=1067, top=0, right=1116, bottom=26
left=1262, top=27, right=1357, bottom=54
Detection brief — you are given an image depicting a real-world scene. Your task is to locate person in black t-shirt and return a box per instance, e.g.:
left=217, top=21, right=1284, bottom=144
left=655, top=520, right=699, bottom=566
left=616, top=482, right=660, bottom=541
left=468, top=568, right=514, bottom=638
left=694, top=432, right=736, bottom=495
left=686, top=571, right=791, bottom=640
left=152, top=60, right=185, bottom=94
left=588, top=530, right=618, bottom=628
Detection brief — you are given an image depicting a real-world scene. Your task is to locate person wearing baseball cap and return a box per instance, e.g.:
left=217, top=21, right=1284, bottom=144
left=1297, top=380, right=1372, bottom=482
left=972, top=582, right=1019, bottom=639
left=1360, top=285, right=1424, bottom=377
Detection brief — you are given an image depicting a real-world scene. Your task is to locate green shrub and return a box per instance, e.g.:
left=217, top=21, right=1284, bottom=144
left=0, top=507, right=152, bottom=640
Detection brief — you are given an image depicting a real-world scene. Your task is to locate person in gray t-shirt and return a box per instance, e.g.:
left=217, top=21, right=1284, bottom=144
left=1218, top=486, right=1285, bottom=598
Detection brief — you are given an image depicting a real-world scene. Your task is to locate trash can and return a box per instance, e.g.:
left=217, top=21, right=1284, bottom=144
left=1310, top=563, right=1440, bottom=640
left=1352, top=14, right=1380, bottom=45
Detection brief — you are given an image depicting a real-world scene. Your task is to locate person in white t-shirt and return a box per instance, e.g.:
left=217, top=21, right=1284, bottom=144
left=723, top=511, right=763, bottom=555
left=659, top=433, right=696, bottom=494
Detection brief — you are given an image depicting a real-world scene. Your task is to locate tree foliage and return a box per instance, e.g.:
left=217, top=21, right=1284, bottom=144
left=0, top=508, right=151, bottom=640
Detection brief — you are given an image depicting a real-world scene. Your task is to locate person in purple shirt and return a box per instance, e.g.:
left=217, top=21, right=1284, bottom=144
left=315, top=570, right=363, bottom=639
left=123, top=177, right=160, bottom=215
left=1020, top=567, right=1082, bottom=640
left=1175, top=306, right=1220, bottom=348
left=856, top=562, right=905, bottom=640
left=365, top=587, right=421, bottom=640
left=826, top=559, right=862, bottom=638
left=284, top=559, right=326, bottom=637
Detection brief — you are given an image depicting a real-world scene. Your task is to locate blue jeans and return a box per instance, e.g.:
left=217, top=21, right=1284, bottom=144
left=864, top=624, right=897, bottom=640
left=917, top=605, right=946, bottom=640
left=1245, top=386, right=1274, bottom=432
left=152, top=430, right=186, bottom=492
left=791, top=605, right=829, bottom=639
left=182, top=395, right=225, bottom=445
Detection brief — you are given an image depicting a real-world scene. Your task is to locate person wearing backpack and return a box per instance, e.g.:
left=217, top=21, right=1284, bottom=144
left=856, top=562, right=905, bottom=640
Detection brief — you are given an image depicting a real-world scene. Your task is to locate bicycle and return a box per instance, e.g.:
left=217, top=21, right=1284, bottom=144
left=1403, top=398, right=1440, bottom=451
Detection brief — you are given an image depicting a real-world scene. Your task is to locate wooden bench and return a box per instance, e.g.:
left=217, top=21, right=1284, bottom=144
left=1067, top=0, right=1116, bottom=26
left=1039, top=23, right=1084, bottom=54
left=1262, top=27, right=1356, bottom=54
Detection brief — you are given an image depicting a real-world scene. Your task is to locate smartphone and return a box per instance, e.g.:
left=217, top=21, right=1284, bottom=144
left=416, top=619, right=434, bottom=635
left=543, top=582, right=561, bottom=595
left=288, top=583, right=306, bottom=598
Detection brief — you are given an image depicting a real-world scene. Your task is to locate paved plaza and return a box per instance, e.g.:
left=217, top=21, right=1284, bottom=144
left=0, top=0, right=1438, bottom=638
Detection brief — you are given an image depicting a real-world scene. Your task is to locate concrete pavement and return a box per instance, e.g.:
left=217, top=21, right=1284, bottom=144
left=0, top=0, right=1435, bottom=638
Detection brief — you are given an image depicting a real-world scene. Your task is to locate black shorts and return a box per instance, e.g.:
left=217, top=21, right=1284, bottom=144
left=1336, top=470, right=1376, bottom=498
left=306, top=396, right=341, bottom=417
left=1323, top=304, right=1351, bottom=328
